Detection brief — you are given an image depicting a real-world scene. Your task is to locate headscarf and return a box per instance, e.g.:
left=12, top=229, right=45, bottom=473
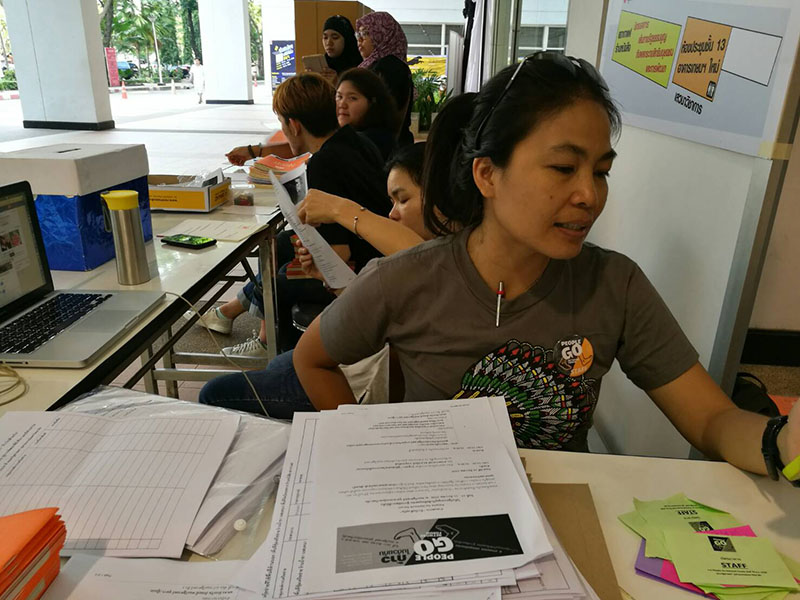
left=356, top=12, right=408, bottom=69
left=323, top=15, right=362, bottom=74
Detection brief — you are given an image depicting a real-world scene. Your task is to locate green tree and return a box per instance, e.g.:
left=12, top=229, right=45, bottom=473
left=98, top=0, right=114, bottom=48
left=249, top=1, right=263, bottom=79
left=144, top=0, right=181, bottom=69
left=179, top=0, right=200, bottom=62
left=112, top=0, right=151, bottom=74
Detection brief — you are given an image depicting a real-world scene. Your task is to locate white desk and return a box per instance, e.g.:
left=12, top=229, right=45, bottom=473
left=521, top=449, right=800, bottom=600
left=3, top=193, right=283, bottom=417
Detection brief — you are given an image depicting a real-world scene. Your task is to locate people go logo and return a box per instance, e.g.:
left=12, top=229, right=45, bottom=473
left=412, top=536, right=454, bottom=562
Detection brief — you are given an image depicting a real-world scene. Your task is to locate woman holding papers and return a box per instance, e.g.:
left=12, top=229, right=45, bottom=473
left=293, top=52, right=800, bottom=481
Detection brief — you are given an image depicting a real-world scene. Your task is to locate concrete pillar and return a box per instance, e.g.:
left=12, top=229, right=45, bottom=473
left=4, top=0, right=114, bottom=130
left=197, top=0, right=253, bottom=104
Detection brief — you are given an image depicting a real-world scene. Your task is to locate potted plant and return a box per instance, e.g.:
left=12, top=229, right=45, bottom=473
left=412, top=69, right=449, bottom=132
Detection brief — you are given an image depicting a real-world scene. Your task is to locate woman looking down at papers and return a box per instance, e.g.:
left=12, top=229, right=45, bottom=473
left=293, top=52, right=800, bottom=479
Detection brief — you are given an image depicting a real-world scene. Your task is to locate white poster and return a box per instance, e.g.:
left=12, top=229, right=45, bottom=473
left=599, top=0, right=800, bottom=157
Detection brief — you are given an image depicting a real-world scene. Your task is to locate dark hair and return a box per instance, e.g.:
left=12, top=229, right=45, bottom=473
left=422, top=93, right=478, bottom=236
left=273, top=73, right=338, bottom=137
left=385, top=141, right=426, bottom=186
left=423, top=58, right=621, bottom=237
left=337, top=68, right=400, bottom=134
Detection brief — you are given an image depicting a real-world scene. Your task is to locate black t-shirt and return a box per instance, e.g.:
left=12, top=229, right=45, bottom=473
left=307, top=126, right=391, bottom=272
left=369, top=55, right=414, bottom=147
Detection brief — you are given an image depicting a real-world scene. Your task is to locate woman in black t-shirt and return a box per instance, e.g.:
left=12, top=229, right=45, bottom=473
left=335, top=68, right=400, bottom=161
left=355, top=12, right=414, bottom=147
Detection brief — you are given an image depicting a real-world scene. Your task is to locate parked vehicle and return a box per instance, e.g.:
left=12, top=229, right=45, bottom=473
left=116, top=60, right=139, bottom=80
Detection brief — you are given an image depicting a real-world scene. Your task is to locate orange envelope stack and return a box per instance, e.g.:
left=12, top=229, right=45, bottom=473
left=248, top=152, right=312, bottom=185
left=0, top=507, right=66, bottom=600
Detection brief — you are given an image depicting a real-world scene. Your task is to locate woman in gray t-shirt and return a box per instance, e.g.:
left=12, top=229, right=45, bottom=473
left=294, top=53, right=799, bottom=478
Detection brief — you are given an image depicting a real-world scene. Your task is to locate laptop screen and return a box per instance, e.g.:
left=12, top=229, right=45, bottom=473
left=0, top=185, right=49, bottom=312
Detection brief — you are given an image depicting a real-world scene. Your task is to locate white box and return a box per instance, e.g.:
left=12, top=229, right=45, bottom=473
left=0, top=143, right=149, bottom=195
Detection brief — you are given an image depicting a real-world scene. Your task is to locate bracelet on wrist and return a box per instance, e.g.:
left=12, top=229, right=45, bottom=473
left=762, top=415, right=800, bottom=487
left=353, top=206, right=366, bottom=239
left=247, top=144, right=255, bottom=159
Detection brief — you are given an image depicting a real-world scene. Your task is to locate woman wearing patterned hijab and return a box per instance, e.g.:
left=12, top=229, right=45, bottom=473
left=355, top=11, right=414, bottom=146
left=322, top=15, right=362, bottom=75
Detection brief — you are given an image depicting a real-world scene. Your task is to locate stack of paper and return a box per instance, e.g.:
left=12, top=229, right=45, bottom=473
left=620, top=493, right=800, bottom=600
left=248, top=153, right=311, bottom=185
left=0, top=410, right=239, bottom=558
left=233, top=397, right=599, bottom=600
left=0, top=507, right=66, bottom=600
left=60, top=388, right=292, bottom=557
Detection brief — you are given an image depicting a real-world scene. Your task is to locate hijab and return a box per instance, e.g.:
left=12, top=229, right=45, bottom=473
left=356, top=12, right=408, bottom=69
left=323, top=15, right=362, bottom=74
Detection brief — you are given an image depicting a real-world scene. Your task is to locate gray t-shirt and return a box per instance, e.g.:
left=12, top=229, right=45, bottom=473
left=320, top=228, right=699, bottom=451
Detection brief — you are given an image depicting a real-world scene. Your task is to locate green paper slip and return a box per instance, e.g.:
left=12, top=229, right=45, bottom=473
left=713, top=590, right=788, bottom=600
left=665, top=531, right=799, bottom=590
left=625, top=493, right=741, bottom=559
left=700, top=583, right=790, bottom=597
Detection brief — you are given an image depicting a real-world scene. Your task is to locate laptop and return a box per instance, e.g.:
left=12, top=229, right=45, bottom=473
left=0, top=181, right=165, bottom=368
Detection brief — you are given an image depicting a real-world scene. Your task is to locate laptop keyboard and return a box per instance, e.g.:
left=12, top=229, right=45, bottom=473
left=0, top=293, right=112, bottom=354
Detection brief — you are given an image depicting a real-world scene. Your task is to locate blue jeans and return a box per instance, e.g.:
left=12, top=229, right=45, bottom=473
left=199, top=350, right=315, bottom=419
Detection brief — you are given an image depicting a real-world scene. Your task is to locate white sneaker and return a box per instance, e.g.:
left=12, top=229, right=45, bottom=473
left=222, top=331, right=269, bottom=358
left=187, top=307, right=233, bottom=335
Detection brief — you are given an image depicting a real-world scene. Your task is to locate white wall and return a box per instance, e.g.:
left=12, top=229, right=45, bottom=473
left=749, top=142, right=800, bottom=331
left=363, top=0, right=567, bottom=25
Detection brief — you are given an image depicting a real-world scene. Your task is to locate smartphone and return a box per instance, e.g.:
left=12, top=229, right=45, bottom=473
left=161, top=234, right=217, bottom=249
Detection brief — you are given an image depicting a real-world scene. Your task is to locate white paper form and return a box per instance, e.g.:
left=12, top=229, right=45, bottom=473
left=58, top=390, right=290, bottom=551
left=303, top=399, right=552, bottom=594
left=41, top=554, right=259, bottom=600
left=269, top=170, right=356, bottom=289
left=0, top=411, right=239, bottom=557
left=232, top=413, right=515, bottom=599
left=158, top=219, right=267, bottom=242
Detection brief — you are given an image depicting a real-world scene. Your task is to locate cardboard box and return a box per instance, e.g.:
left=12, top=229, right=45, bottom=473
left=0, top=143, right=152, bottom=271
left=148, top=175, right=231, bottom=212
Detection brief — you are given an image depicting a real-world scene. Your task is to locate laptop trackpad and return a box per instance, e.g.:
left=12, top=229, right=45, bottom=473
left=71, top=310, right=141, bottom=333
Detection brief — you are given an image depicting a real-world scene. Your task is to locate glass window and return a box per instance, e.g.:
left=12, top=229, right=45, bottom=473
left=517, top=26, right=544, bottom=49
left=401, top=24, right=442, bottom=47
left=547, top=26, right=567, bottom=49
left=445, top=24, right=464, bottom=41
left=408, top=46, right=442, bottom=57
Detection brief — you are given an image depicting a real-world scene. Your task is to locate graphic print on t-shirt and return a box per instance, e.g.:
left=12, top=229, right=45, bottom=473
left=453, top=339, right=596, bottom=449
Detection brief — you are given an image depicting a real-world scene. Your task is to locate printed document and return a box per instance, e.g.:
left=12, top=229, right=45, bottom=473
left=269, top=169, right=356, bottom=289
left=41, top=554, right=258, bottom=600
left=303, top=399, right=552, bottom=593
left=0, top=411, right=239, bottom=557
left=232, top=412, right=514, bottom=598
left=158, top=219, right=266, bottom=242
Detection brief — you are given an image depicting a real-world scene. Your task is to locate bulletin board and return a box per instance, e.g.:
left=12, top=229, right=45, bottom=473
left=576, top=0, right=800, bottom=459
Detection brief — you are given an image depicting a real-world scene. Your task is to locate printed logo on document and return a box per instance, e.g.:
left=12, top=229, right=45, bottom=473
left=335, top=515, right=523, bottom=573
left=708, top=536, right=736, bottom=552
